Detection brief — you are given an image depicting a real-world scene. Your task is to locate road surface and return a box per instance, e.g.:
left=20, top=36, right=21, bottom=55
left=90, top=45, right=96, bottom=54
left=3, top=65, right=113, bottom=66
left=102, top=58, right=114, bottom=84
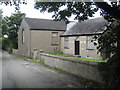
left=2, top=51, right=83, bottom=88
left=0, top=50, right=2, bottom=89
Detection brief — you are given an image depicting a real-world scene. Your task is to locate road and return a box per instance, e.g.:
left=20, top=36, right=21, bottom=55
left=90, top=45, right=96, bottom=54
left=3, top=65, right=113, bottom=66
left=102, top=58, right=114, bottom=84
left=2, top=51, right=83, bottom=88
left=0, top=50, right=2, bottom=89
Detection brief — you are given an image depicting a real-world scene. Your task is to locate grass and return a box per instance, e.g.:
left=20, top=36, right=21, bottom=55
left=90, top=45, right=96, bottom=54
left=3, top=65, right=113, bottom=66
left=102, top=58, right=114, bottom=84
left=49, top=53, right=107, bottom=63
left=28, top=59, right=44, bottom=64
left=70, top=57, right=107, bottom=63
left=0, top=37, right=2, bottom=47
left=16, top=54, right=64, bottom=72
left=13, top=53, right=106, bottom=88
left=0, top=37, right=2, bottom=41
left=47, top=66, right=65, bottom=73
left=50, top=53, right=70, bottom=57
left=21, top=56, right=32, bottom=59
left=27, top=59, right=65, bottom=73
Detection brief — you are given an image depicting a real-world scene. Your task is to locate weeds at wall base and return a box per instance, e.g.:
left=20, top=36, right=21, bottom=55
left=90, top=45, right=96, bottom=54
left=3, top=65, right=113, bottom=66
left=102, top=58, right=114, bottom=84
left=14, top=54, right=107, bottom=88
left=26, top=57, right=107, bottom=88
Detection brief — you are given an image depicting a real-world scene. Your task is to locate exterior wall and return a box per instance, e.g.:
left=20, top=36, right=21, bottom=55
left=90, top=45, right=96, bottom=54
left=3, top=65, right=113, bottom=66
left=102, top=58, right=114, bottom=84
left=18, top=19, right=31, bottom=57
left=18, top=19, right=65, bottom=57
left=61, top=36, right=102, bottom=60
left=61, top=37, right=76, bottom=55
left=79, top=36, right=102, bottom=60
left=39, top=53, right=104, bottom=83
left=31, top=30, right=64, bottom=55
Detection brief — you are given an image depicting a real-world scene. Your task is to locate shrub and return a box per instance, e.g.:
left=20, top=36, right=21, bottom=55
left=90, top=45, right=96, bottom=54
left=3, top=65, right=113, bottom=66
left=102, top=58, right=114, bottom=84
left=2, top=38, right=13, bottom=53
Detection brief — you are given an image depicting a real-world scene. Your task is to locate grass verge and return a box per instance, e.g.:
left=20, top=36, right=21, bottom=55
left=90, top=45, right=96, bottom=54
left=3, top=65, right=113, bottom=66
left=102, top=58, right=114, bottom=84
left=49, top=53, right=107, bottom=63
left=13, top=54, right=106, bottom=88
left=28, top=59, right=64, bottom=73
left=28, top=59, right=44, bottom=64
left=47, top=66, right=65, bottom=73
left=50, top=53, right=70, bottom=57
left=70, top=57, right=107, bottom=63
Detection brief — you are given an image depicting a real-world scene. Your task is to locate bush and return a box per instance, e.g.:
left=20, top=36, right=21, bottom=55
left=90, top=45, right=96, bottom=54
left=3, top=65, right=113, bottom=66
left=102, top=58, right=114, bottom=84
left=0, top=37, right=2, bottom=49
left=98, top=54, right=120, bottom=88
left=2, top=38, right=13, bottom=53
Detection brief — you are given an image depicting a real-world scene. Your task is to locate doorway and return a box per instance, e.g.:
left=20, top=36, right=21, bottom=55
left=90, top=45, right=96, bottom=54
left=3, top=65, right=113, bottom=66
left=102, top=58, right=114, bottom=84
left=75, top=41, right=80, bottom=55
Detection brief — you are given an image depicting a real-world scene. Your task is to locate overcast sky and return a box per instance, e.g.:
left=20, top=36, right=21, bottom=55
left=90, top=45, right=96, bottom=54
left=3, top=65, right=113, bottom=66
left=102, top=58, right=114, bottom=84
left=0, top=0, right=101, bottom=20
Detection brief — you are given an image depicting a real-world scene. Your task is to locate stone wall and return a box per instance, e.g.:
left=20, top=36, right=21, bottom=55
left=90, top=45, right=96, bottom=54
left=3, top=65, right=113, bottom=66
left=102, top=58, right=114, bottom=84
left=61, top=36, right=102, bottom=60
left=12, top=49, right=18, bottom=55
left=39, top=53, right=104, bottom=84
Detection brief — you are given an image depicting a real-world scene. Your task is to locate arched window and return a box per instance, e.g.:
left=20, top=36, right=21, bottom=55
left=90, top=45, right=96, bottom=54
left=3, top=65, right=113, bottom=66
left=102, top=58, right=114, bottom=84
left=22, top=29, right=25, bottom=44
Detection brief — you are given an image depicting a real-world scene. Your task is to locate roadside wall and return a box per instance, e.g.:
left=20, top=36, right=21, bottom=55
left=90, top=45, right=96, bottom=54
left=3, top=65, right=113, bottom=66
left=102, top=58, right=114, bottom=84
left=39, top=53, right=104, bottom=84
left=12, top=49, right=18, bottom=55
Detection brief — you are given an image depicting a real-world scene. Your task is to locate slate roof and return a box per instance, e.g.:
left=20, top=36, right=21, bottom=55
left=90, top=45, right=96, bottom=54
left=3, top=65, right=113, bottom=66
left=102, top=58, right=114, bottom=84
left=61, top=17, right=108, bottom=37
left=24, top=17, right=66, bottom=31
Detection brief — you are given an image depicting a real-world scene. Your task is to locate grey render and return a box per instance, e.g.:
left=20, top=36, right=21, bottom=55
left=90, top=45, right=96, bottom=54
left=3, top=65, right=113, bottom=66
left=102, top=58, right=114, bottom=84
left=18, top=17, right=66, bottom=57
left=60, top=17, right=109, bottom=60
left=18, top=17, right=110, bottom=60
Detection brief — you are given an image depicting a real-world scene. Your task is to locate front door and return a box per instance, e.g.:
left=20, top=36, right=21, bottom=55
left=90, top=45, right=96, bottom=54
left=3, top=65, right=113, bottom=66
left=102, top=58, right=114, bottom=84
left=75, top=41, right=80, bottom=55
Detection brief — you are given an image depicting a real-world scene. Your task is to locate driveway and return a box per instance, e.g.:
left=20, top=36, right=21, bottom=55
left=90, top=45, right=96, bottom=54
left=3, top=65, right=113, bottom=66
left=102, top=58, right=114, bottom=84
left=2, top=51, right=83, bottom=88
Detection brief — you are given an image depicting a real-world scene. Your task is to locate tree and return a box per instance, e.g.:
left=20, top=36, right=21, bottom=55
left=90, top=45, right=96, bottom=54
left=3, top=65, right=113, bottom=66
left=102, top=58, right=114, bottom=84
left=1, top=0, right=120, bottom=87
left=34, top=1, right=120, bottom=88
left=0, top=0, right=27, bottom=11
left=0, top=10, right=2, bottom=48
left=2, top=11, right=25, bottom=51
left=35, top=2, right=99, bottom=23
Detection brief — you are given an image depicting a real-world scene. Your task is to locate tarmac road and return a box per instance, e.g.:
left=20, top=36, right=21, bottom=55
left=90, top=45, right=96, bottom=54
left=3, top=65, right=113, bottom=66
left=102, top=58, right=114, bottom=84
left=0, top=50, right=2, bottom=89
left=2, top=51, right=83, bottom=88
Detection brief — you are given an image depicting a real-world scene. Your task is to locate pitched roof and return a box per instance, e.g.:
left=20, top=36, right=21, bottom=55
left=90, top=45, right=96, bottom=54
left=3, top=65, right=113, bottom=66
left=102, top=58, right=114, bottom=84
left=61, top=17, right=108, bottom=36
left=24, top=17, right=66, bottom=31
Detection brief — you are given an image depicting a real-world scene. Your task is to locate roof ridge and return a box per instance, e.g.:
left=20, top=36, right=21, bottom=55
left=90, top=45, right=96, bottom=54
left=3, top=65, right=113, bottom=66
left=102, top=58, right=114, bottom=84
left=23, top=17, right=66, bottom=30
left=62, top=17, right=108, bottom=36
left=24, top=17, right=64, bottom=22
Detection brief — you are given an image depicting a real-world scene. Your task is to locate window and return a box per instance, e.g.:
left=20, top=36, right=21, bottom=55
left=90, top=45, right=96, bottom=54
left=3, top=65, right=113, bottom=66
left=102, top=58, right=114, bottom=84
left=86, top=36, right=94, bottom=50
left=22, top=29, right=25, bottom=44
left=64, top=37, right=69, bottom=49
left=51, top=32, right=58, bottom=46
left=52, top=32, right=58, bottom=38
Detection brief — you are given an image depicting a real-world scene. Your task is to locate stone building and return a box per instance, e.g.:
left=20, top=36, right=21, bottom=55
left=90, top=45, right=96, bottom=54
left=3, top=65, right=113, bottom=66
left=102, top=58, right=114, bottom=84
left=18, top=17, right=66, bottom=57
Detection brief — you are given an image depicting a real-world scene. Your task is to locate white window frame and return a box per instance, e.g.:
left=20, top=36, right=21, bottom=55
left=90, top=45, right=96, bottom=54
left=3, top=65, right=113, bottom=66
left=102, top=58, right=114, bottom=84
left=64, top=37, right=69, bottom=49
left=52, top=32, right=58, bottom=38
left=51, top=32, right=58, bottom=46
left=86, top=36, right=94, bottom=50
